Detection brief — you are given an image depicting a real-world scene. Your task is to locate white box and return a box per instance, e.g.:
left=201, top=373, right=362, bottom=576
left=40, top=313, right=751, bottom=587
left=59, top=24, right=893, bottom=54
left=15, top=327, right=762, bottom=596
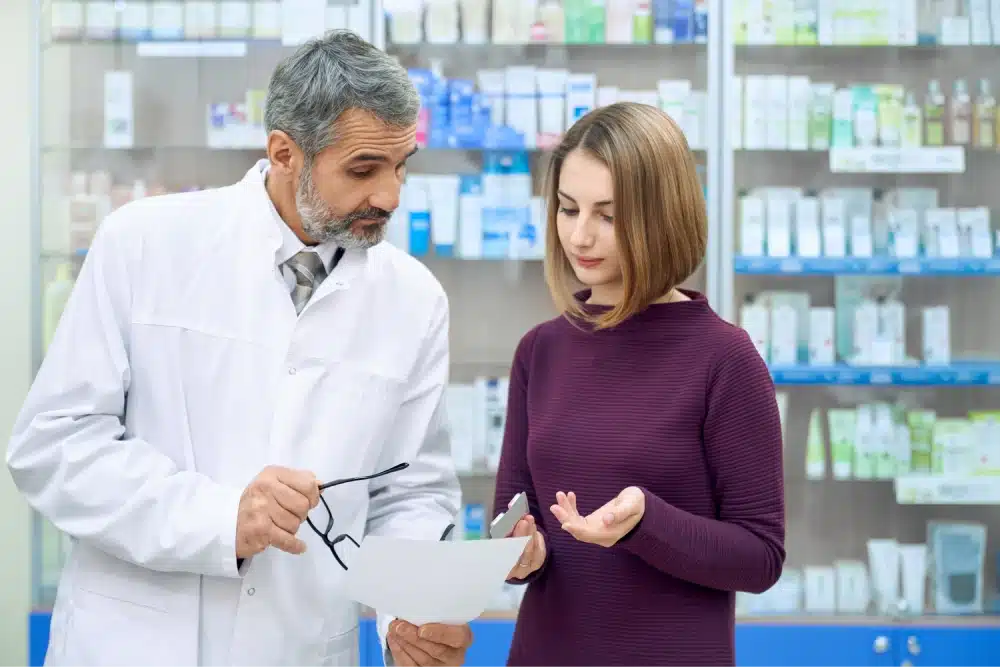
left=766, top=196, right=793, bottom=257
left=770, top=302, right=799, bottom=365
left=740, top=195, right=766, bottom=256
left=743, top=76, right=769, bottom=150
left=889, top=208, right=919, bottom=258
left=766, top=76, right=789, bottom=149
left=850, top=215, right=874, bottom=257
left=565, top=72, right=597, bottom=130
left=804, top=566, right=837, bottom=613
left=795, top=197, right=822, bottom=257
left=969, top=0, right=993, bottom=44
left=808, top=307, right=836, bottom=365
left=922, top=306, right=951, bottom=365
left=821, top=197, right=847, bottom=257
left=505, top=66, right=538, bottom=150
left=958, top=207, right=993, bottom=258
left=853, top=298, right=879, bottom=365
left=787, top=76, right=812, bottom=150
left=741, top=298, right=771, bottom=362
left=657, top=79, right=692, bottom=129
left=103, top=71, right=134, bottom=149
left=926, top=208, right=960, bottom=258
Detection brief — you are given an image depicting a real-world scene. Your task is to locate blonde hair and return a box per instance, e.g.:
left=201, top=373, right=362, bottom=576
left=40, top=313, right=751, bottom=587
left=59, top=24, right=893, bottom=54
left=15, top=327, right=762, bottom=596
left=543, top=102, right=707, bottom=330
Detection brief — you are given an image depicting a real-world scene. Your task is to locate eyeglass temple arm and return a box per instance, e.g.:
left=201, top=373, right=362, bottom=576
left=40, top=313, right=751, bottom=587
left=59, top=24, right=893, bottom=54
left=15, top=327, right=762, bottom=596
left=318, top=461, right=410, bottom=491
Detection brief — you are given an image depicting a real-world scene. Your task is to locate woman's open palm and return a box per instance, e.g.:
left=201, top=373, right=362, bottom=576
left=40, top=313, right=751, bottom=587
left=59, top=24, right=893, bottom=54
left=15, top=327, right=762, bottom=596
left=549, top=487, right=645, bottom=548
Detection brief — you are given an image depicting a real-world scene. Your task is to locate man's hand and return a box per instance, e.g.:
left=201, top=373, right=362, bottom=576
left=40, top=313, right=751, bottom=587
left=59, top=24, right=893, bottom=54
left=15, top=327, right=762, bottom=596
left=387, top=620, right=472, bottom=666
left=235, top=465, right=320, bottom=559
left=549, top=487, right=645, bottom=548
left=505, top=514, right=546, bottom=581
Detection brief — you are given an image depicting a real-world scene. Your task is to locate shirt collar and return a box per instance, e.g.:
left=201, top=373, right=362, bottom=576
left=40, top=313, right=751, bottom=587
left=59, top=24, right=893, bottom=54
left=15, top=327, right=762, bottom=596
left=259, top=160, right=340, bottom=271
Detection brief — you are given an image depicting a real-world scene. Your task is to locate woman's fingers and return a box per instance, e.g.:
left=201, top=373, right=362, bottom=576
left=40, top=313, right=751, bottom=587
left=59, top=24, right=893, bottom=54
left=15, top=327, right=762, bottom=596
left=549, top=503, right=570, bottom=525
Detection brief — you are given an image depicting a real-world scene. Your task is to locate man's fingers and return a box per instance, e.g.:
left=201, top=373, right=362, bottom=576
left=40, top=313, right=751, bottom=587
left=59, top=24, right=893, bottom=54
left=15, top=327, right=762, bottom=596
left=272, top=483, right=312, bottom=521
left=387, top=636, right=419, bottom=667
left=393, top=626, right=450, bottom=663
left=269, top=503, right=303, bottom=534
left=268, top=525, right=306, bottom=555
left=274, top=468, right=320, bottom=506
left=417, top=623, right=471, bottom=649
left=393, top=637, right=441, bottom=666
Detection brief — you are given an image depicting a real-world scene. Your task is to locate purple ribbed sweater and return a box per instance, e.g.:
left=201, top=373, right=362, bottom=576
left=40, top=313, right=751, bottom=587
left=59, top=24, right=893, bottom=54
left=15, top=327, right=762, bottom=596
left=493, top=290, right=786, bottom=666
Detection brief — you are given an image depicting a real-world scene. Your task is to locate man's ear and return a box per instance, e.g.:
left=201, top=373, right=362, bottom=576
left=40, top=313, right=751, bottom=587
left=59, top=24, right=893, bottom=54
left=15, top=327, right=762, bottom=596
left=266, top=130, right=302, bottom=175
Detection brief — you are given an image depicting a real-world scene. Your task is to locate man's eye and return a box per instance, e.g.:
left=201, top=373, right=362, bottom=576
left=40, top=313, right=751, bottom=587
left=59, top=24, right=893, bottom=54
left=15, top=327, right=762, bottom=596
left=351, top=169, right=374, bottom=178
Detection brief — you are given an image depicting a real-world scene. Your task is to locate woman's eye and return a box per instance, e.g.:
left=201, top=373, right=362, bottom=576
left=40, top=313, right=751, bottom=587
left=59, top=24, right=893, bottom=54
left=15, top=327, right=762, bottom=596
left=558, top=207, right=579, bottom=216
left=601, top=214, right=614, bottom=224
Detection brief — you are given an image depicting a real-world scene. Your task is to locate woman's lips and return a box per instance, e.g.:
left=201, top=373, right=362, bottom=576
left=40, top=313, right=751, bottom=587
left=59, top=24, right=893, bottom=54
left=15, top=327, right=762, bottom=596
left=575, top=256, right=604, bottom=269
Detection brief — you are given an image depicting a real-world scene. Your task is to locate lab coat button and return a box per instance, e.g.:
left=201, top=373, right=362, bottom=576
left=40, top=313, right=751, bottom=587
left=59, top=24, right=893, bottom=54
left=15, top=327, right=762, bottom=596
left=288, top=367, right=296, bottom=375
left=247, top=587, right=255, bottom=596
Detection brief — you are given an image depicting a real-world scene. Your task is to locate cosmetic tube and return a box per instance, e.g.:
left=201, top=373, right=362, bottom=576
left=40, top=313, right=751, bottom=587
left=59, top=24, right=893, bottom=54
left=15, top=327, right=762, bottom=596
left=867, top=539, right=901, bottom=615
left=898, top=544, right=927, bottom=615
left=425, top=175, right=461, bottom=256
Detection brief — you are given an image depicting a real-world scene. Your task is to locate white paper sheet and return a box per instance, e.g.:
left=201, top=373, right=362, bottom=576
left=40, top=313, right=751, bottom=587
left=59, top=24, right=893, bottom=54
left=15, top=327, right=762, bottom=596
left=344, top=535, right=530, bottom=625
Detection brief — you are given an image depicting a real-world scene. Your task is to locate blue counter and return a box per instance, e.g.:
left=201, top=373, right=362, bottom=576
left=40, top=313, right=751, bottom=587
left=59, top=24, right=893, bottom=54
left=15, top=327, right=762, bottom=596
left=29, top=611, right=1000, bottom=666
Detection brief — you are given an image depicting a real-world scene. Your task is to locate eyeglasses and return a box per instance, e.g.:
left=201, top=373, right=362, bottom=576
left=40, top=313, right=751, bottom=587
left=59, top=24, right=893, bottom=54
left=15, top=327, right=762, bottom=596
left=306, top=462, right=409, bottom=571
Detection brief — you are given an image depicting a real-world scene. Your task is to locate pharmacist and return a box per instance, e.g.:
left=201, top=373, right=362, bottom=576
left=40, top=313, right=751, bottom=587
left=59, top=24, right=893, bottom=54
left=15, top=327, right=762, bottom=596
left=6, top=30, right=470, bottom=667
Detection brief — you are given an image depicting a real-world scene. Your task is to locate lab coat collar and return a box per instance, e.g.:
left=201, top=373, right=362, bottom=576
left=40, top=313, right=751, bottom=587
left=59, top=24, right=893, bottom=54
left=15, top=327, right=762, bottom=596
left=239, top=160, right=367, bottom=297
left=258, top=161, right=341, bottom=274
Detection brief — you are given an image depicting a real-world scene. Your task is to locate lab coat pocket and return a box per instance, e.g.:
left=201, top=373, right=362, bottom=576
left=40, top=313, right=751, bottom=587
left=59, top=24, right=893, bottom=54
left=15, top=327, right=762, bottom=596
left=64, top=587, right=178, bottom=666
left=301, top=360, right=405, bottom=482
left=60, top=547, right=192, bottom=664
left=318, top=625, right=360, bottom=666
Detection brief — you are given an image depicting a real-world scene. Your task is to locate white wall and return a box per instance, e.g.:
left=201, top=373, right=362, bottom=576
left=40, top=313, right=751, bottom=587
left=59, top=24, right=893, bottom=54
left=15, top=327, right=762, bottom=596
left=0, top=0, right=37, bottom=663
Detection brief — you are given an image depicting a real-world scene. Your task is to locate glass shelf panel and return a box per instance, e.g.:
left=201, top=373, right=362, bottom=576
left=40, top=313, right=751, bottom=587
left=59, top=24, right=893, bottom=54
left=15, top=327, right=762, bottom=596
left=729, top=2, right=1000, bottom=620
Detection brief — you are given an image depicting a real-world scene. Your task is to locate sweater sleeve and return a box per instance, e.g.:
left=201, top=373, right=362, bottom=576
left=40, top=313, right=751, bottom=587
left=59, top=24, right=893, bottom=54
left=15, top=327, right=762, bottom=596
left=617, top=330, right=785, bottom=593
left=493, top=326, right=551, bottom=585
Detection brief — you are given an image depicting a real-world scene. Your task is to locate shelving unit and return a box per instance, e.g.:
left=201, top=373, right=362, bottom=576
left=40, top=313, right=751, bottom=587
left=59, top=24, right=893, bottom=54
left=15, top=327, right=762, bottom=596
left=24, top=1, right=1000, bottom=666
left=725, top=5, right=1000, bottom=666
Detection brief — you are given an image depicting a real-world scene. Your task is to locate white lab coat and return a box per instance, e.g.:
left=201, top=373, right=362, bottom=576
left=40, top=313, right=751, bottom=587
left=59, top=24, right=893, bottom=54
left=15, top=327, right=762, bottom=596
left=7, top=164, right=461, bottom=666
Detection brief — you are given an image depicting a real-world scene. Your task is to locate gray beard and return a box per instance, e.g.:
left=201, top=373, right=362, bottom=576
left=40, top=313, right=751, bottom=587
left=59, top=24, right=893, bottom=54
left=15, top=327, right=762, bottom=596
left=296, top=167, right=387, bottom=250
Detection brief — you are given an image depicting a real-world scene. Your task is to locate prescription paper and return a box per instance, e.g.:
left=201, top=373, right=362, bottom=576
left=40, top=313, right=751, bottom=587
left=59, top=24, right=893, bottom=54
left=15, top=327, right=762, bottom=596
left=344, top=535, right=529, bottom=625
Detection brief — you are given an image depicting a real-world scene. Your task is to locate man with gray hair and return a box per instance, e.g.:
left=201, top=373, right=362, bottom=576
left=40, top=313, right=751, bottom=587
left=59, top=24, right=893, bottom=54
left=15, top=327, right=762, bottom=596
left=7, top=30, right=470, bottom=666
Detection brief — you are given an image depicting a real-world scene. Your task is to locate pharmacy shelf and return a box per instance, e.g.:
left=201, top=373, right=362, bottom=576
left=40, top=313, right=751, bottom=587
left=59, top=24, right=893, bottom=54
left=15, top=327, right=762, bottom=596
left=42, top=142, right=703, bottom=154
left=895, top=475, right=1000, bottom=505
left=828, top=146, right=966, bottom=173
left=736, top=147, right=971, bottom=173
left=768, top=362, right=1000, bottom=386
left=735, top=256, right=1000, bottom=276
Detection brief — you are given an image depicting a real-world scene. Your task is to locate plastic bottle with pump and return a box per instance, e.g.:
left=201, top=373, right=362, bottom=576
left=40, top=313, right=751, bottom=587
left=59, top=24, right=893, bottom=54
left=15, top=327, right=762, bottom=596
left=923, top=80, right=946, bottom=147
left=900, top=90, right=923, bottom=147
left=973, top=78, right=996, bottom=149
left=949, top=78, right=971, bottom=145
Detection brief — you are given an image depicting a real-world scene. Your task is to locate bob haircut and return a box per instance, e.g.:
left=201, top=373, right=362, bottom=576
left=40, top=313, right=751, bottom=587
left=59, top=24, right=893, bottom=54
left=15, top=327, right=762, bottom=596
left=543, top=102, right=708, bottom=330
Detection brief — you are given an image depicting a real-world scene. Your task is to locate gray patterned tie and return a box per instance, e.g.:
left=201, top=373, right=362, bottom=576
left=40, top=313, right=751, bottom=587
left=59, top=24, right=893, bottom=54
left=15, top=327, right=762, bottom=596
left=286, top=250, right=327, bottom=315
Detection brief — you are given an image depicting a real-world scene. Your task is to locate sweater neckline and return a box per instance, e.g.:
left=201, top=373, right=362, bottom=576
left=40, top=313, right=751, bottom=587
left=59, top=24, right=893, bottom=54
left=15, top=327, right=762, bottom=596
left=570, top=288, right=711, bottom=331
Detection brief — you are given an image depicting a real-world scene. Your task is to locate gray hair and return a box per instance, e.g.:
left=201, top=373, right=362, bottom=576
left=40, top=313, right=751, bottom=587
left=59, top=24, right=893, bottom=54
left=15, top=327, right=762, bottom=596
left=264, top=30, right=420, bottom=159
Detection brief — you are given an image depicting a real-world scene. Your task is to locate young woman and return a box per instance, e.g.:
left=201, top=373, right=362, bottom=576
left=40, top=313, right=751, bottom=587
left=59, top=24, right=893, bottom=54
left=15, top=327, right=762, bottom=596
left=493, top=102, right=786, bottom=666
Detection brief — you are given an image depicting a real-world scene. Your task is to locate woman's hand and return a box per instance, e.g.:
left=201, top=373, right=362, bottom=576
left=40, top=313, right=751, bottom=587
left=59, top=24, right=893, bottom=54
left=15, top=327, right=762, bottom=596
left=550, top=487, right=645, bottom=547
left=504, top=503, right=547, bottom=580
